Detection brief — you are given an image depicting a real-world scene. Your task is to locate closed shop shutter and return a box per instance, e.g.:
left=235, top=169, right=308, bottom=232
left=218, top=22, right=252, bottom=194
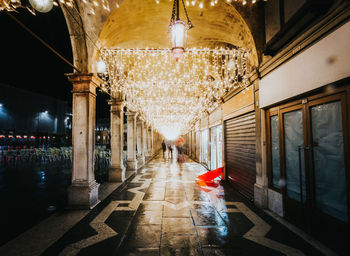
left=225, top=112, right=256, bottom=199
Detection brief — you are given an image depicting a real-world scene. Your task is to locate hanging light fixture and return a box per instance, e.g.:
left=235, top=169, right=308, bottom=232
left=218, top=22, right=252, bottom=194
left=169, top=0, right=193, bottom=61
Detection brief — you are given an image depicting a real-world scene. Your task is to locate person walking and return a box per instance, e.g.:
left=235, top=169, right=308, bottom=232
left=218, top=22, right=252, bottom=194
left=162, top=140, right=166, bottom=158
left=168, top=144, right=173, bottom=158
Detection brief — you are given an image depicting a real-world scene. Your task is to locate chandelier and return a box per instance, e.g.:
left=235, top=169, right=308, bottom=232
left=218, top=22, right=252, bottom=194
left=169, top=0, right=193, bottom=61
left=99, top=48, right=249, bottom=136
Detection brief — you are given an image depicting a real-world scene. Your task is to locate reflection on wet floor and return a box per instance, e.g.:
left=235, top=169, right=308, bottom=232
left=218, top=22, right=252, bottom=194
left=0, top=146, right=111, bottom=245
left=42, top=155, right=324, bottom=256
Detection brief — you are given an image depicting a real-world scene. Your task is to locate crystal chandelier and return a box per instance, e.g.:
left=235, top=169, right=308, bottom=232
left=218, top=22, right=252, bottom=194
left=99, top=48, right=249, bottom=135
left=169, top=0, right=193, bottom=61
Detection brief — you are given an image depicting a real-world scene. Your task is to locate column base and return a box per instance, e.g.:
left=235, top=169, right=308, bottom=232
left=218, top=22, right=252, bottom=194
left=127, top=160, right=138, bottom=170
left=137, top=156, right=145, bottom=166
left=254, top=183, right=268, bottom=209
left=109, top=166, right=126, bottom=182
left=68, top=180, right=100, bottom=209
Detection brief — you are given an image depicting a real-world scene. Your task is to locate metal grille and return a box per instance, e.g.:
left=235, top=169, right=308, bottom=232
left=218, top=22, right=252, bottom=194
left=225, top=112, right=256, bottom=199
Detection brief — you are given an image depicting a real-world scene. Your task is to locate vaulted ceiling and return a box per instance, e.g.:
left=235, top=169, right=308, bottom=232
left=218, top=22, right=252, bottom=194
left=98, top=0, right=258, bottom=66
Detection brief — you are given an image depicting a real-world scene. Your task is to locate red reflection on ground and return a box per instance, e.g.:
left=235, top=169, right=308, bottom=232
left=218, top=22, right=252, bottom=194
left=196, top=179, right=224, bottom=197
left=197, top=167, right=223, bottom=181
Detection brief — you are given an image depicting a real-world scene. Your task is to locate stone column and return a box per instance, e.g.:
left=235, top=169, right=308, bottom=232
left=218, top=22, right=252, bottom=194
left=151, top=128, right=154, bottom=155
left=137, top=119, right=145, bottom=166
left=147, top=126, right=152, bottom=157
left=126, top=111, right=138, bottom=170
left=108, top=99, right=125, bottom=181
left=143, top=122, right=149, bottom=158
left=66, top=74, right=100, bottom=209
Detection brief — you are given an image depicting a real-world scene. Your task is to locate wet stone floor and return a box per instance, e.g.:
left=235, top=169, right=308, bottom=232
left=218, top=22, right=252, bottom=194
left=43, top=155, right=325, bottom=256
left=0, top=155, right=110, bottom=245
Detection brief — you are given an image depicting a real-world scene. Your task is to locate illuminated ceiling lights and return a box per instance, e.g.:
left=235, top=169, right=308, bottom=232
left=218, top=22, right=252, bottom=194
left=155, top=0, right=266, bottom=9
left=99, top=48, right=249, bottom=135
left=169, top=0, right=193, bottom=61
left=0, top=0, right=73, bottom=14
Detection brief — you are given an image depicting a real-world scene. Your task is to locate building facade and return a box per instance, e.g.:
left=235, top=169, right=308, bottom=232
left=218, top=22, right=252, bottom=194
left=185, top=0, right=350, bottom=251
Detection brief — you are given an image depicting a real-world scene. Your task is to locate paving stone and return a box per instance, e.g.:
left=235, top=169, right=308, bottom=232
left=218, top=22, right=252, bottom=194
left=37, top=155, right=328, bottom=256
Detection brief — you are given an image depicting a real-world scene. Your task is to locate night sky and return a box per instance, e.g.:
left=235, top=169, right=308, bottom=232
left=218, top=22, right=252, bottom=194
left=0, top=7, right=109, bottom=118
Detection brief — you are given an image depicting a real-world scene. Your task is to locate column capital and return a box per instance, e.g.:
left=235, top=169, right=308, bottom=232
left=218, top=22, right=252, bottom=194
left=66, top=73, right=102, bottom=95
left=136, top=117, right=144, bottom=126
left=108, top=99, right=125, bottom=114
left=126, top=111, right=138, bottom=117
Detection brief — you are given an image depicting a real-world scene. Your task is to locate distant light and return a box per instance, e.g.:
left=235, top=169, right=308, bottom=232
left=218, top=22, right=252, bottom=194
left=0, top=104, right=2, bottom=107
left=97, top=60, right=107, bottom=73
left=44, top=110, right=48, bottom=114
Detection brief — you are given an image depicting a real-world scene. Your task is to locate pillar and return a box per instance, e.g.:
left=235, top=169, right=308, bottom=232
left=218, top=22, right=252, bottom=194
left=151, top=128, right=154, bottom=155
left=66, top=74, right=100, bottom=209
left=143, top=122, right=149, bottom=158
left=126, top=111, right=138, bottom=170
left=137, top=119, right=145, bottom=165
left=147, top=126, right=152, bottom=156
left=108, top=99, right=125, bottom=181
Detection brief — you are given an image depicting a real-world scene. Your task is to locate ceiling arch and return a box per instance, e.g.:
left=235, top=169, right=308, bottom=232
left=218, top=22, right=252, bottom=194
left=97, top=0, right=258, bottom=66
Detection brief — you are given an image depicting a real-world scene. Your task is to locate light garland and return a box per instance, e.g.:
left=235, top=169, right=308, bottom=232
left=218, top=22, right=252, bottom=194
left=0, top=0, right=114, bottom=18
left=0, top=0, right=21, bottom=12
left=99, top=48, right=249, bottom=135
left=154, top=0, right=267, bottom=8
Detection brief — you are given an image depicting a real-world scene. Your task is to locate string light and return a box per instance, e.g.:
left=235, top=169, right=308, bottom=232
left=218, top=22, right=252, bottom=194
left=99, top=48, right=249, bottom=135
left=0, top=0, right=112, bottom=14
left=155, top=0, right=266, bottom=8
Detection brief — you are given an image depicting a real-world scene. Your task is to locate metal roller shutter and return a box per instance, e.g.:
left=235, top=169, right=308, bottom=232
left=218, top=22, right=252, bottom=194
left=225, top=112, right=256, bottom=199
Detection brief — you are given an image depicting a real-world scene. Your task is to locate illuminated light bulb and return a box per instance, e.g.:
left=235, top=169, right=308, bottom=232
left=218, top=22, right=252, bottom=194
left=210, top=1, right=214, bottom=6
left=97, top=60, right=106, bottom=73
left=199, top=2, right=203, bottom=8
left=170, top=20, right=188, bottom=61
left=186, top=1, right=189, bottom=6
left=252, top=0, right=256, bottom=3
left=29, top=0, right=54, bottom=13
left=191, top=1, right=196, bottom=6
left=243, top=0, right=247, bottom=5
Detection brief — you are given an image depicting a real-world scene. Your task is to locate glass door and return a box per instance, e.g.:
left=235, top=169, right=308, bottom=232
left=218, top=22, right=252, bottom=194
left=210, top=126, right=217, bottom=170
left=267, top=91, right=350, bottom=251
left=269, top=93, right=349, bottom=229
left=280, top=106, right=308, bottom=225
left=201, top=129, right=209, bottom=167
left=307, top=95, right=349, bottom=227
left=217, top=125, right=223, bottom=168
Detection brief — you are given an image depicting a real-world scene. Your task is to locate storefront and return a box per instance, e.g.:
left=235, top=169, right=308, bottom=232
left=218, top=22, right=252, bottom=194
left=259, top=20, right=350, bottom=249
left=265, top=85, right=350, bottom=239
left=210, top=125, right=223, bottom=170
left=223, top=85, right=256, bottom=199
left=200, top=129, right=209, bottom=167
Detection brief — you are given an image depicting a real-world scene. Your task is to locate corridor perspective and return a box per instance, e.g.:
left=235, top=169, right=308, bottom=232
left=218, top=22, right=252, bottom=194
left=1, top=0, right=350, bottom=256
left=42, top=155, right=324, bottom=256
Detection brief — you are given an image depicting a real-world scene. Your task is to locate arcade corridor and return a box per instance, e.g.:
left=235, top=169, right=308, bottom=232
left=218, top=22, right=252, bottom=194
left=1, top=1, right=350, bottom=255
left=31, top=155, right=326, bottom=256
